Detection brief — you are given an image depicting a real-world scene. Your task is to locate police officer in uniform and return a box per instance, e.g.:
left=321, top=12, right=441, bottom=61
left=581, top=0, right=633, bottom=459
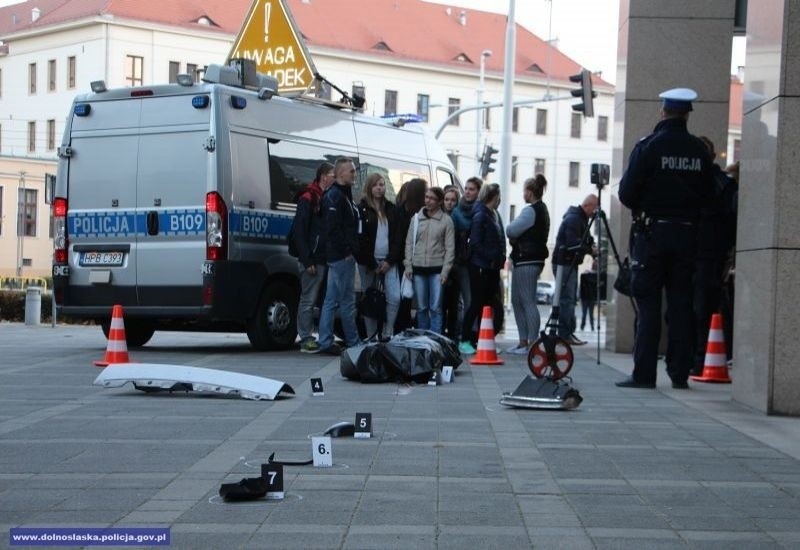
left=616, top=88, right=714, bottom=389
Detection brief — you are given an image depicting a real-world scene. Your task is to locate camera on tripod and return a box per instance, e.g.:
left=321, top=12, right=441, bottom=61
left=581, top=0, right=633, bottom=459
left=591, top=163, right=610, bottom=187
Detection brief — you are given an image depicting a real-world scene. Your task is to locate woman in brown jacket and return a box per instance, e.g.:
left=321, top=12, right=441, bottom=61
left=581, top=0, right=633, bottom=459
left=403, top=186, right=455, bottom=334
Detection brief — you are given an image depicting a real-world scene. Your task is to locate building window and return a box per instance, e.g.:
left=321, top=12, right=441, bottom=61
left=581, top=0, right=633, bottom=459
left=536, top=109, right=547, bottom=135
left=417, top=94, right=430, bottom=122
left=448, top=97, right=461, bottom=126
left=0, top=67, right=3, bottom=98
left=67, top=56, right=76, bottom=89
left=509, top=204, right=516, bottom=222
left=47, top=119, right=56, bottom=151
left=125, top=55, right=144, bottom=87
left=733, top=138, right=741, bottom=162
left=0, top=186, right=3, bottom=235
left=48, top=59, right=56, bottom=92
left=447, top=152, right=458, bottom=171
left=384, top=90, right=397, bottom=116
left=511, top=155, right=518, bottom=183
left=317, top=80, right=331, bottom=100
left=28, top=121, right=36, bottom=152
left=535, top=158, right=546, bottom=176
left=168, top=61, right=180, bottom=83
left=483, top=102, right=491, bottom=130
left=512, top=107, right=519, bottom=132
left=29, top=63, right=37, bottom=94
left=569, top=162, right=580, bottom=187
left=571, top=113, right=582, bottom=139
left=186, top=63, right=198, bottom=82
left=352, top=82, right=365, bottom=102
left=598, top=115, right=608, bottom=141
left=18, top=188, right=38, bottom=237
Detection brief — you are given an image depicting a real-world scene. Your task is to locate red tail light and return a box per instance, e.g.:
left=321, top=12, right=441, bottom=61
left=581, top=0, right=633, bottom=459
left=53, top=197, right=68, bottom=264
left=205, top=192, right=227, bottom=261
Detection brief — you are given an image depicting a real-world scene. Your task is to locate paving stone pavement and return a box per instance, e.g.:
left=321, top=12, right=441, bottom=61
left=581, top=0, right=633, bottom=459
left=2, top=322, right=800, bottom=549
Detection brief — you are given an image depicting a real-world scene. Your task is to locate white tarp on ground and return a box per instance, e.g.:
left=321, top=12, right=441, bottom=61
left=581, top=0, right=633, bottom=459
left=93, top=363, right=295, bottom=401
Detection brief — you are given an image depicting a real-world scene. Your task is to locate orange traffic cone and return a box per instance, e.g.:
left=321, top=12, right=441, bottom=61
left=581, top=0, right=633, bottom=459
left=470, top=306, right=504, bottom=365
left=93, top=305, right=130, bottom=367
left=690, top=313, right=731, bottom=383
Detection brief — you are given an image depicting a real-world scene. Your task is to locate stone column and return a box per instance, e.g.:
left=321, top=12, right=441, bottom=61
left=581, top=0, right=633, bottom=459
left=733, top=0, right=800, bottom=415
left=609, top=0, right=735, bottom=353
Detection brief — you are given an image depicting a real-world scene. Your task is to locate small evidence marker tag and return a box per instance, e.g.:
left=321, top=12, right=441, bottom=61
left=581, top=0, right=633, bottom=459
left=311, top=378, right=324, bottom=396
left=312, top=436, right=333, bottom=467
left=441, top=366, right=454, bottom=383
left=354, top=412, right=372, bottom=439
left=261, top=463, right=284, bottom=500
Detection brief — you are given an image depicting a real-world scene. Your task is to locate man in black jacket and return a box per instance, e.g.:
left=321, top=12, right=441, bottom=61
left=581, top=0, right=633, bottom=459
left=292, top=162, right=334, bottom=353
left=317, top=157, right=362, bottom=355
left=617, top=88, right=715, bottom=389
left=553, top=194, right=598, bottom=345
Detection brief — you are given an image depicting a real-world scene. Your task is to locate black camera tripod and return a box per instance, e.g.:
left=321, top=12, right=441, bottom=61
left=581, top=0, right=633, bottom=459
left=528, top=177, right=636, bottom=379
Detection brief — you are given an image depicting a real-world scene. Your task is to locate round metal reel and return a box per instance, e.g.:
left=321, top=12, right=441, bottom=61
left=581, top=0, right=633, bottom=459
left=527, top=335, right=574, bottom=380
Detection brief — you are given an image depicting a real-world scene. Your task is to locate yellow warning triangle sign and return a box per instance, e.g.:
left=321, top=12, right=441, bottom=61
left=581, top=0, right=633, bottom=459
left=227, top=0, right=316, bottom=94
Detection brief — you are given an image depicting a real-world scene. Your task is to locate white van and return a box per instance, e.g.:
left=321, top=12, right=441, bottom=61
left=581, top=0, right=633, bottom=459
left=52, top=63, right=460, bottom=350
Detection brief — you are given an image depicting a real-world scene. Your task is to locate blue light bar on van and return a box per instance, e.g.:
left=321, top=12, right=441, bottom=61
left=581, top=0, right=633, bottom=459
left=74, top=104, right=92, bottom=117
left=192, top=95, right=210, bottom=109
left=230, top=96, right=247, bottom=110
left=381, top=113, right=424, bottom=123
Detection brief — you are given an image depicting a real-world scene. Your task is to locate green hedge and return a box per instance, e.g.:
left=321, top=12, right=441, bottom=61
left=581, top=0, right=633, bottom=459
left=0, top=290, right=98, bottom=325
left=0, top=290, right=60, bottom=323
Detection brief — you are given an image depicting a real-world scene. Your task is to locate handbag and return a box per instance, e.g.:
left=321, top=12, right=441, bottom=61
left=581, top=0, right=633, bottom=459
left=401, top=214, right=419, bottom=299
left=360, top=275, right=387, bottom=322
left=613, top=257, right=633, bottom=296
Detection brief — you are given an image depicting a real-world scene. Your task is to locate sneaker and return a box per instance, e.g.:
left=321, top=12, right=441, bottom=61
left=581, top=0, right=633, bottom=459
left=506, top=344, right=529, bottom=355
left=458, top=341, right=476, bottom=355
left=320, top=343, right=342, bottom=356
left=299, top=339, right=321, bottom=354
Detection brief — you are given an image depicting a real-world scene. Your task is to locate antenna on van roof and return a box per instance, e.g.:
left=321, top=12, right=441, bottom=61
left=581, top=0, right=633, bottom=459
left=314, top=73, right=365, bottom=110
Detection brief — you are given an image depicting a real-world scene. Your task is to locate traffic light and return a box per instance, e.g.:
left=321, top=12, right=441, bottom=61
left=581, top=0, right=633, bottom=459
left=480, top=145, right=498, bottom=178
left=569, top=69, right=596, bottom=118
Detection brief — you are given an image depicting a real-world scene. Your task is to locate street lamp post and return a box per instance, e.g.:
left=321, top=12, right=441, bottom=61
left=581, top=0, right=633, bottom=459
left=476, top=49, right=492, bottom=164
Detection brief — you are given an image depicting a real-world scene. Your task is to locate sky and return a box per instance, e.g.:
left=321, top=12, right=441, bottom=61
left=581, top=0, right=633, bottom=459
left=432, top=0, right=746, bottom=84
left=435, top=0, right=622, bottom=83
left=0, top=0, right=745, bottom=82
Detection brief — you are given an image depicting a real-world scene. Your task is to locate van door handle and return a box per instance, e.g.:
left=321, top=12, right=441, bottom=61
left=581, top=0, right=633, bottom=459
left=146, top=211, right=159, bottom=235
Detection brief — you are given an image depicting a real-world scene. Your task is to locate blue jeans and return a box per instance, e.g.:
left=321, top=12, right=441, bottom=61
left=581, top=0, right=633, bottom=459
left=318, top=256, right=359, bottom=349
left=413, top=272, right=443, bottom=333
left=296, top=262, right=326, bottom=341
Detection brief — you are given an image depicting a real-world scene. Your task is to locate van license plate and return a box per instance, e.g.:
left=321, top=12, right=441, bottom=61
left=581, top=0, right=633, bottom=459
left=79, top=251, right=124, bottom=267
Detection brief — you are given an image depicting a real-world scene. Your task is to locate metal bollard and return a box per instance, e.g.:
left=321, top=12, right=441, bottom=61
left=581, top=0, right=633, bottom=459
left=25, top=286, right=42, bottom=326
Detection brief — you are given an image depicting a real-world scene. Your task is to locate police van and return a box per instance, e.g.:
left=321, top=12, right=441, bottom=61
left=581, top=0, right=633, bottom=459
left=52, top=62, right=460, bottom=350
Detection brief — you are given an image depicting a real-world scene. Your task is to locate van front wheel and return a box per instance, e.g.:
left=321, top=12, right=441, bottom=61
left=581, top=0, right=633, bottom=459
left=247, top=282, right=298, bottom=351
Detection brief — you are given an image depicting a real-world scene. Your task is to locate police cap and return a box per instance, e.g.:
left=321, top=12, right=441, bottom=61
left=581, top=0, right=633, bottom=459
left=659, top=88, right=697, bottom=112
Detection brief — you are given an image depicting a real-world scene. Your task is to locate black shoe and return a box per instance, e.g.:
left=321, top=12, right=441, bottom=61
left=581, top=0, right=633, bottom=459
left=320, top=344, right=342, bottom=356
left=615, top=376, right=656, bottom=389
left=671, top=379, right=689, bottom=389
left=567, top=335, right=587, bottom=346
